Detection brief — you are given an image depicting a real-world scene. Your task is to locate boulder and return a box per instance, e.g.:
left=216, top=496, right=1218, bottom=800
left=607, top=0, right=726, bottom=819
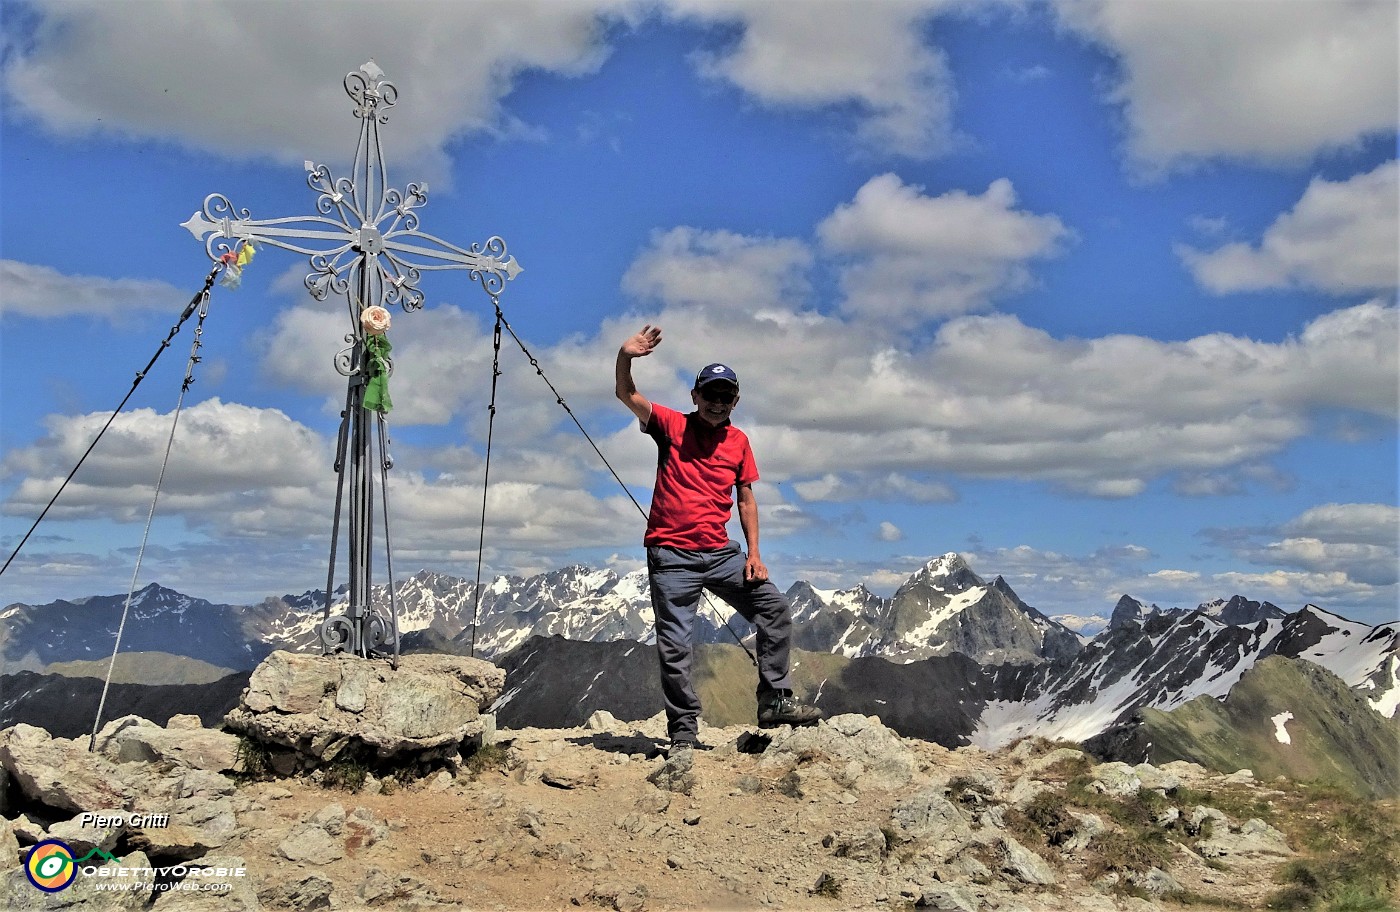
left=997, top=835, right=1057, bottom=885
left=917, top=884, right=980, bottom=911
left=823, top=825, right=887, bottom=862
left=0, top=824, right=18, bottom=869
left=1088, top=761, right=1142, bottom=797
left=0, top=724, right=134, bottom=814
left=1198, top=818, right=1291, bottom=860
left=1134, top=762, right=1182, bottom=794
left=47, top=810, right=126, bottom=855
left=224, top=650, right=505, bottom=767
left=759, top=714, right=917, bottom=791
left=887, top=787, right=976, bottom=860
left=1130, top=866, right=1184, bottom=895
left=124, top=767, right=240, bottom=861
left=94, top=715, right=241, bottom=773
left=150, top=856, right=261, bottom=911
left=277, top=804, right=348, bottom=865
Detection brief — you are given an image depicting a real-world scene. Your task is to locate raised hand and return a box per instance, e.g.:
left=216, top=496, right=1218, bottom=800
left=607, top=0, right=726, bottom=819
left=621, top=324, right=662, bottom=358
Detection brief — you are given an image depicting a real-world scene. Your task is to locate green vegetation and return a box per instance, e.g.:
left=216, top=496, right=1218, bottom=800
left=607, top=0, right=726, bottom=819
left=463, top=742, right=511, bottom=779
left=1142, top=657, right=1400, bottom=800
left=321, top=746, right=371, bottom=792
left=1015, top=790, right=1078, bottom=848
left=810, top=872, right=842, bottom=899
left=1262, top=785, right=1398, bottom=911
left=232, top=735, right=274, bottom=783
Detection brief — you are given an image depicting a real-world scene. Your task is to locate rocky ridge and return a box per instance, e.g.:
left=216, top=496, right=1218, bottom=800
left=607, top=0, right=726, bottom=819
left=2, top=705, right=1342, bottom=911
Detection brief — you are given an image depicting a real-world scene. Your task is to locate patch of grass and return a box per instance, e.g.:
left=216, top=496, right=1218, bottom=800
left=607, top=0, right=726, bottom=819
left=1008, top=735, right=1082, bottom=759
left=1063, top=774, right=1171, bottom=832
left=1020, top=791, right=1079, bottom=848
left=463, top=742, right=510, bottom=779
left=232, top=735, right=274, bottom=783
left=947, top=775, right=993, bottom=805
left=322, top=747, right=370, bottom=792
left=1174, top=785, right=1277, bottom=824
left=1040, top=753, right=1094, bottom=783
left=810, top=873, right=842, bottom=899
left=1083, top=827, right=1174, bottom=881
left=1165, top=890, right=1252, bottom=909
left=1260, top=785, right=1398, bottom=912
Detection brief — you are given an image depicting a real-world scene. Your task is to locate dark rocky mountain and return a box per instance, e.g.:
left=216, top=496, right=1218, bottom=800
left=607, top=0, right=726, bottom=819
left=0, top=583, right=277, bottom=674
left=487, top=604, right=1397, bottom=757
left=1193, top=595, right=1288, bottom=626
left=1108, top=594, right=1156, bottom=631
left=0, top=669, right=250, bottom=739
left=786, top=554, right=1084, bottom=665
left=491, top=637, right=663, bottom=730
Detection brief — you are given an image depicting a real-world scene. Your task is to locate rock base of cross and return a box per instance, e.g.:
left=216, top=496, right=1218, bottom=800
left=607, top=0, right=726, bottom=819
left=223, top=650, right=504, bottom=778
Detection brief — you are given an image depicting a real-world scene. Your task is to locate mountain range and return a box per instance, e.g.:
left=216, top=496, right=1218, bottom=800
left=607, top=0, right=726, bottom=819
left=3, top=552, right=1396, bottom=794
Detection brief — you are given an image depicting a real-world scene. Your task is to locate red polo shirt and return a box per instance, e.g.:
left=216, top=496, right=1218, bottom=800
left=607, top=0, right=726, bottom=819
left=642, top=403, right=759, bottom=550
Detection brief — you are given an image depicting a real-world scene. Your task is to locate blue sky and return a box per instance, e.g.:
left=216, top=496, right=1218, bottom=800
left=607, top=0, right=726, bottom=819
left=1, top=0, right=1396, bottom=625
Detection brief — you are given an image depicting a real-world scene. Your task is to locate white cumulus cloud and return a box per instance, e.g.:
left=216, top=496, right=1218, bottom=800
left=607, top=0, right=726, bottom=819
left=818, top=174, right=1072, bottom=325
left=0, top=259, right=191, bottom=319
left=1180, top=160, right=1399, bottom=294
left=666, top=0, right=966, bottom=157
left=1055, top=0, right=1398, bottom=170
left=1, top=0, right=637, bottom=178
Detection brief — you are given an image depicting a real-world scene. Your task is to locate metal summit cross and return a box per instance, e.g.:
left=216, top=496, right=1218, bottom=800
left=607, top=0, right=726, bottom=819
left=182, top=61, right=521, bottom=662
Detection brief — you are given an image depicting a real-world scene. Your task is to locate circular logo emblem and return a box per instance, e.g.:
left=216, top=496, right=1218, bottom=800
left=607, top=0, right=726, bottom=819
left=26, top=839, right=77, bottom=893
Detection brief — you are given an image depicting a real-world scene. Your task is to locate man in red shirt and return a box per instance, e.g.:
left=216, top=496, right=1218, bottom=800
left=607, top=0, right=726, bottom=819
left=616, top=324, right=822, bottom=755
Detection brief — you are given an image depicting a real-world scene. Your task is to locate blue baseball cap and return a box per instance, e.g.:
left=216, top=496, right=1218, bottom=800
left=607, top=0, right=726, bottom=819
left=694, top=363, right=739, bottom=389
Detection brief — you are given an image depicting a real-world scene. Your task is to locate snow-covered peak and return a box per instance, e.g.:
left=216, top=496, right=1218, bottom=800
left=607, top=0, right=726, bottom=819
left=906, top=553, right=984, bottom=593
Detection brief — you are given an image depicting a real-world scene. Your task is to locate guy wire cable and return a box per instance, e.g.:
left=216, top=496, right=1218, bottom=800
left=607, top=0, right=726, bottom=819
left=89, top=278, right=216, bottom=751
left=2, top=263, right=222, bottom=578
left=467, top=301, right=506, bottom=658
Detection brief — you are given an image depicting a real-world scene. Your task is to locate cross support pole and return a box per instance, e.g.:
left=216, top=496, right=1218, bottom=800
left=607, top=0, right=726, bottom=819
left=183, top=61, right=521, bottom=659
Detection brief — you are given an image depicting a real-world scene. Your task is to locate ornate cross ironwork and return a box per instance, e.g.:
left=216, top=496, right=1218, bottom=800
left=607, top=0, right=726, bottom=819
left=183, top=60, right=521, bottom=662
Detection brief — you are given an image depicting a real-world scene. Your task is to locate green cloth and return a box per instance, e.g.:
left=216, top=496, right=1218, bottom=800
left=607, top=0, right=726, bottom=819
left=363, top=334, right=393, bottom=413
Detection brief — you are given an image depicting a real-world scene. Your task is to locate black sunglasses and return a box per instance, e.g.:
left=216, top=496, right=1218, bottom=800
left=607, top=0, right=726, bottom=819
left=698, top=386, right=738, bottom=404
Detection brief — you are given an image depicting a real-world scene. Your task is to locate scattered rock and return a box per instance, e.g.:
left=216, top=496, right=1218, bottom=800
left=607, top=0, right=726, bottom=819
left=998, top=834, right=1058, bottom=885
left=887, top=786, right=974, bottom=859
left=917, top=883, right=980, bottom=911
left=759, top=714, right=917, bottom=791
left=646, top=752, right=695, bottom=795
left=95, top=714, right=241, bottom=773
left=0, top=723, right=133, bottom=813
left=0, top=703, right=1321, bottom=912
left=1089, top=761, right=1142, bottom=797
left=1198, top=817, right=1292, bottom=860
left=823, top=825, right=887, bottom=862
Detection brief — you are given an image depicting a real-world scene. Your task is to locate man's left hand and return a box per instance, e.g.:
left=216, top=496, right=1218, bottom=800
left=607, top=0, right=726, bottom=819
left=744, top=555, right=769, bottom=583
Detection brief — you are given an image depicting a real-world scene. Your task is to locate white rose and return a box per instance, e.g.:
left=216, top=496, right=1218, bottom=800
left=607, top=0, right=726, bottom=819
left=361, top=305, right=392, bottom=335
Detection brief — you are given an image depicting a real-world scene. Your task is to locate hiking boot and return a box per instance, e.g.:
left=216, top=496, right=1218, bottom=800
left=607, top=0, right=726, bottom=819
left=757, top=691, right=823, bottom=728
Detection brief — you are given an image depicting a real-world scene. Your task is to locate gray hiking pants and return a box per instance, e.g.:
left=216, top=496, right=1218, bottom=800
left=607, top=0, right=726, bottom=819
left=646, top=541, right=794, bottom=743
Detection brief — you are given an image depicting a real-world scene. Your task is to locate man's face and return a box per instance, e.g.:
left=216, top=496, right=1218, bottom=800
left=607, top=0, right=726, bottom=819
left=692, top=383, right=739, bottom=426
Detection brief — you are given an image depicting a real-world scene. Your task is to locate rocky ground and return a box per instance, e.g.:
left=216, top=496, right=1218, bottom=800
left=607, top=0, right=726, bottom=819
left=2, top=708, right=1321, bottom=912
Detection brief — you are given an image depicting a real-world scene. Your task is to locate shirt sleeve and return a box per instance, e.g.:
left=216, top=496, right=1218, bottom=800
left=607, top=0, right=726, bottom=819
left=737, top=435, right=759, bottom=486
left=644, top=402, right=682, bottom=439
